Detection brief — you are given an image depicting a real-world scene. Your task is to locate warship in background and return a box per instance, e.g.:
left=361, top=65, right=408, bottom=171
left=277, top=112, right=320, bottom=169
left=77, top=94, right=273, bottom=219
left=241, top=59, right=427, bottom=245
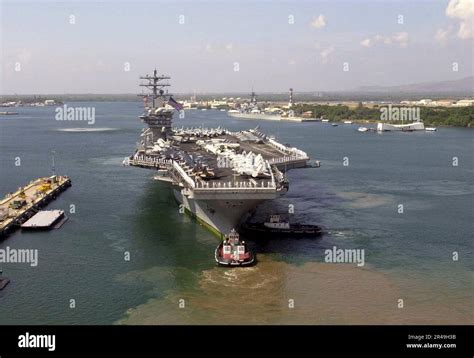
left=124, top=69, right=313, bottom=237
left=227, top=89, right=283, bottom=120
left=227, top=88, right=317, bottom=122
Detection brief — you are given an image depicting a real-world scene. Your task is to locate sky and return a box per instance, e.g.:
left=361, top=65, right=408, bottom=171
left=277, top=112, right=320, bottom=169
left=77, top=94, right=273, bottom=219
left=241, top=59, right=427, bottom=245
left=0, top=0, right=473, bottom=94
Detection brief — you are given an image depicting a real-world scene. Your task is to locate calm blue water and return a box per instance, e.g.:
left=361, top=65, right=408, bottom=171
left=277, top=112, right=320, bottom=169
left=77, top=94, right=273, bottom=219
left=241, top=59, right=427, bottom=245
left=0, top=102, right=472, bottom=324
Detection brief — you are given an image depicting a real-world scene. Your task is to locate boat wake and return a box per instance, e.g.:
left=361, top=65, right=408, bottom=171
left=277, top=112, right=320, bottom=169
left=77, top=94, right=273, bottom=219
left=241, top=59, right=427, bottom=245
left=89, top=157, right=125, bottom=166
left=117, top=254, right=473, bottom=325
left=56, top=127, right=118, bottom=132
left=337, top=191, right=394, bottom=209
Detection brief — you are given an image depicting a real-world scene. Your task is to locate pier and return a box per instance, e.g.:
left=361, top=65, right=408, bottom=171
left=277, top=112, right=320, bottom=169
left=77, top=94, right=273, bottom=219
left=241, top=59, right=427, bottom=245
left=0, top=176, right=71, bottom=238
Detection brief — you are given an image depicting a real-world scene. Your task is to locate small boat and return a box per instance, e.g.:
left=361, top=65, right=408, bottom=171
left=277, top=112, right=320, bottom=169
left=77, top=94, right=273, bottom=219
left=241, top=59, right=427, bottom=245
left=306, top=160, right=321, bottom=168
left=215, top=229, right=255, bottom=266
left=425, top=127, right=437, bottom=131
left=241, top=214, right=323, bottom=238
left=0, top=271, right=10, bottom=291
left=331, top=123, right=338, bottom=127
left=343, top=120, right=352, bottom=124
left=322, top=119, right=329, bottom=122
left=358, top=126, right=368, bottom=132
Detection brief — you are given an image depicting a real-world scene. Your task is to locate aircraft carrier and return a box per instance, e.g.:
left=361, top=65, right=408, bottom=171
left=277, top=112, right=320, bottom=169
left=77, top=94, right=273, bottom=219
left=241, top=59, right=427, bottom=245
left=124, top=69, right=312, bottom=237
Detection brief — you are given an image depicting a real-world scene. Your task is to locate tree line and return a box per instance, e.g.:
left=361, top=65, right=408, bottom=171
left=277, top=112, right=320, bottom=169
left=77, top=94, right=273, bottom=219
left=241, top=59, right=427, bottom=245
left=294, top=103, right=474, bottom=127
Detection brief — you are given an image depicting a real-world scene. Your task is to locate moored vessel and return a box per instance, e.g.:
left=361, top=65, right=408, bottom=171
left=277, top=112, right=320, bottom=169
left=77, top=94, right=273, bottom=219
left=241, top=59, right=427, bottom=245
left=376, top=121, right=425, bottom=131
left=0, top=111, right=19, bottom=115
left=226, top=90, right=282, bottom=120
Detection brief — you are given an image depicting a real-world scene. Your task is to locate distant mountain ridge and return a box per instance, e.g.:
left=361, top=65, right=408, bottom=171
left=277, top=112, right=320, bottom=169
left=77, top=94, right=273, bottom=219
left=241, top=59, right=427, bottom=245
left=356, top=77, right=474, bottom=93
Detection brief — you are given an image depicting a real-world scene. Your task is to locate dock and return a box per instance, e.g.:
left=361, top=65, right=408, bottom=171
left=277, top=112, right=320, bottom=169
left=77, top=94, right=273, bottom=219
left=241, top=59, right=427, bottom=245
left=0, top=175, right=71, bottom=238
left=21, top=210, right=66, bottom=230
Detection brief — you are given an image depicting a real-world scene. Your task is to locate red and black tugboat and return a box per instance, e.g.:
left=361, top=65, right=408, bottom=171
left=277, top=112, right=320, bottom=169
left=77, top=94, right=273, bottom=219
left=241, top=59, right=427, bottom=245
left=241, top=214, right=323, bottom=238
left=215, top=229, right=255, bottom=266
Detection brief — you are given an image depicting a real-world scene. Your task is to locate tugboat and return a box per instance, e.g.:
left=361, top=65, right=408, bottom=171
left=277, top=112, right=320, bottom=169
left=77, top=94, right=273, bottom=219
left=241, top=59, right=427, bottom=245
left=241, top=214, right=323, bottom=238
left=0, top=270, right=10, bottom=291
left=215, top=229, right=256, bottom=266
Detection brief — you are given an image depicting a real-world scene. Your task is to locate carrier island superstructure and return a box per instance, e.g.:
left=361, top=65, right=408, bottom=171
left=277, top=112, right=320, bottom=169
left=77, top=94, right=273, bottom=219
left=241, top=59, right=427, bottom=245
left=124, top=69, right=311, bottom=237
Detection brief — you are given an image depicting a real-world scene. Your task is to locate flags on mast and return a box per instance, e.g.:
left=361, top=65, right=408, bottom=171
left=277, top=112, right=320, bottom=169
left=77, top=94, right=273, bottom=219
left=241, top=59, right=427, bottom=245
left=167, top=96, right=184, bottom=111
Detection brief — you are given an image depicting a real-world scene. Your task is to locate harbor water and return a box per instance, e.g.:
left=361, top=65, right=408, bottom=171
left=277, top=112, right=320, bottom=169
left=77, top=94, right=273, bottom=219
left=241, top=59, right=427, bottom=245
left=0, top=102, right=472, bottom=324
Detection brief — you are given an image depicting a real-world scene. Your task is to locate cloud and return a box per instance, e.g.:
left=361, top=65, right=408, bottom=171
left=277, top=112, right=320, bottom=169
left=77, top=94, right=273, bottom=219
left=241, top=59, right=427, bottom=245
left=360, top=32, right=409, bottom=48
left=374, top=34, right=392, bottom=45
left=203, top=43, right=233, bottom=53
left=457, top=20, right=474, bottom=38
left=446, top=0, right=474, bottom=39
left=319, top=46, right=334, bottom=64
left=392, top=32, right=409, bottom=47
left=311, top=15, right=326, bottom=29
left=17, top=48, right=32, bottom=64
left=360, top=38, right=372, bottom=47
left=434, top=28, right=449, bottom=44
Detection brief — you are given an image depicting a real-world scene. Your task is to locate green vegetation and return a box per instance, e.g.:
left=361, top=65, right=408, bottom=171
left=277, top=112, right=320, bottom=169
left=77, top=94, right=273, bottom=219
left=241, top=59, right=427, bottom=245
left=294, top=103, right=474, bottom=127
left=417, top=107, right=474, bottom=127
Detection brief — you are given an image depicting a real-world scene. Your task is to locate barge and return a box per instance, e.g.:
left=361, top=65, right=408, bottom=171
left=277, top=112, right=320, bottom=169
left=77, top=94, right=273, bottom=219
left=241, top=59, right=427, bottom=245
left=21, top=210, right=67, bottom=230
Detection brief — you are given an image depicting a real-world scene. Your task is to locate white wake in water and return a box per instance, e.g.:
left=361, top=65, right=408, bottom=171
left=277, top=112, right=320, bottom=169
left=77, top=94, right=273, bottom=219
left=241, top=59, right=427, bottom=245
left=56, top=127, right=118, bottom=132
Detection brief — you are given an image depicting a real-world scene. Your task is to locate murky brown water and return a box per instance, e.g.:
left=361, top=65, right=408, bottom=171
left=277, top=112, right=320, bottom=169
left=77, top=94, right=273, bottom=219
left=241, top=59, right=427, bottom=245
left=118, top=255, right=473, bottom=325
